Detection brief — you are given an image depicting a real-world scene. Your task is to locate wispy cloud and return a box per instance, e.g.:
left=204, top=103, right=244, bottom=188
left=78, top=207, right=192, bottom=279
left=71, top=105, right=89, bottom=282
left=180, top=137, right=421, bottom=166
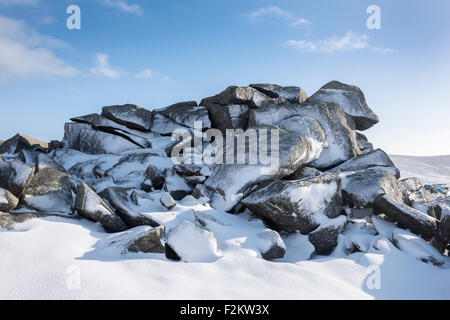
left=99, top=0, right=143, bottom=15
left=284, top=31, right=394, bottom=54
left=0, top=0, right=39, bottom=6
left=136, top=68, right=153, bottom=79
left=246, top=6, right=310, bottom=26
left=90, top=53, right=122, bottom=79
left=0, top=16, right=78, bottom=81
left=372, top=47, right=396, bottom=55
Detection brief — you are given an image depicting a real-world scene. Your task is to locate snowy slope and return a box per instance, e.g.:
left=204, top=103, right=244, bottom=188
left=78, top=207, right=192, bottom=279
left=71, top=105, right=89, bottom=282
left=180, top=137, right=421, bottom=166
left=390, top=155, right=450, bottom=186
left=0, top=155, right=449, bottom=300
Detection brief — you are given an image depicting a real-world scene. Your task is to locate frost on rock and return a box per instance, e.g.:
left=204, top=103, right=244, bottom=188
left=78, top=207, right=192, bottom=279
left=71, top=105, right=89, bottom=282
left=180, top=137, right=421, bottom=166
left=308, top=215, right=348, bottom=255
left=21, top=154, right=73, bottom=215
left=165, top=220, right=221, bottom=262
left=329, top=149, right=399, bottom=178
left=160, top=192, right=176, bottom=210
left=75, top=182, right=127, bottom=233
left=0, top=161, right=35, bottom=198
left=308, top=81, right=379, bottom=131
left=241, top=174, right=343, bottom=233
left=255, top=229, right=286, bottom=261
left=249, top=101, right=360, bottom=169
left=0, top=187, right=19, bottom=212
left=102, top=104, right=153, bottom=131
left=372, top=216, right=444, bottom=265
left=374, top=195, right=438, bottom=241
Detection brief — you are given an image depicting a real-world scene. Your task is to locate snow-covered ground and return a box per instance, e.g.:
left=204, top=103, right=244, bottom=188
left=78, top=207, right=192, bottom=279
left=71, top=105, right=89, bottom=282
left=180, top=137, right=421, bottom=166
left=0, top=155, right=449, bottom=300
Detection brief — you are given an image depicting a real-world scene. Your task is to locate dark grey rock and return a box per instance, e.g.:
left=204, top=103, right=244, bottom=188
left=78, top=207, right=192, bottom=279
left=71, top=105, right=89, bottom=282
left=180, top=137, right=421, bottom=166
left=75, top=182, right=127, bottom=232
left=341, top=170, right=409, bottom=209
left=256, top=229, right=286, bottom=260
left=151, top=101, right=211, bottom=135
left=0, top=134, right=48, bottom=154
left=21, top=154, right=73, bottom=214
left=102, top=104, right=152, bottom=131
left=285, top=166, right=322, bottom=180
left=249, top=101, right=360, bottom=169
left=241, top=174, right=343, bottom=233
left=98, top=187, right=159, bottom=228
left=0, top=187, right=19, bottom=212
left=374, top=194, right=438, bottom=241
left=144, top=165, right=165, bottom=190
left=308, top=81, right=379, bottom=131
left=126, top=226, right=165, bottom=253
left=356, top=132, right=374, bottom=154
left=0, top=161, right=35, bottom=197
left=329, top=149, right=400, bottom=178
left=250, top=83, right=308, bottom=104
left=308, top=215, right=347, bottom=255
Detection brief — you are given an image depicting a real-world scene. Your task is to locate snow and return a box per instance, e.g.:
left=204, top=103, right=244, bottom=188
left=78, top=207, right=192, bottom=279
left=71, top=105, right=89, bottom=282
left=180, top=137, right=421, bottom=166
left=0, top=154, right=450, bottom=299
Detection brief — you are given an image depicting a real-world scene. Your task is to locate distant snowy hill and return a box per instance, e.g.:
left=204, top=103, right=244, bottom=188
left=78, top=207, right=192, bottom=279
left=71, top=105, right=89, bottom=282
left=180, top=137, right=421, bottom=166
left=390, top=155, right=450, bottom=186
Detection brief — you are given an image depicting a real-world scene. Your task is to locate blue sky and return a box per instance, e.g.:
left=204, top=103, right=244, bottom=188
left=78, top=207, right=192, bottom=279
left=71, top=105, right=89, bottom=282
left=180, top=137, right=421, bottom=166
left=0, top=0, right=449, bottom=156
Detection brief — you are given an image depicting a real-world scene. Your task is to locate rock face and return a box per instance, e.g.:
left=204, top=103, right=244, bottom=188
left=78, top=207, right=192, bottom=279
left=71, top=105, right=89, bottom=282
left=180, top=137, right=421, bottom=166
left=98, top=187, right=159, bottom=228
left=63, top=123, right=141, bottom=155
left=329, top=149, right=399, bottom=178
left=250, top=83, right=308, bottom=105
left=308, top=215, right=347, bottom=255
left=151, top=101, right=211, bottom=135
left=126, top=226, right=165, bottom=253
left=375, top=194, right=438, bottom=241
left=0, top=134, right=48, bottom=154
left=165, top=220, right=221, bottom=262
left=249, top=102, right=361, bottom=169
left=256, top=229, right=286, bottom=260
left=308, top=81, right=379, bottom=131
left=21, top=154, right=73, bottom=214
left=241, top=174, right=343, bottom=233
left=160, top=192, right=176, bottom=210
left=341, top=170, right=409, bottom=208
left=0, top=187, right=19, bottom=212
left=0, top=161, right=35, bottom=198
left=102, top=104, right=152, bottom=131
left=75, top=182, right=127, bottom=232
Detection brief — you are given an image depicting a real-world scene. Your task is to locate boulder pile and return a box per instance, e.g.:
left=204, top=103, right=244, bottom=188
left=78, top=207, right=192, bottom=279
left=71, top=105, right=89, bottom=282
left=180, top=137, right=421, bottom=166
left=0, top=80, right=448, bottom=263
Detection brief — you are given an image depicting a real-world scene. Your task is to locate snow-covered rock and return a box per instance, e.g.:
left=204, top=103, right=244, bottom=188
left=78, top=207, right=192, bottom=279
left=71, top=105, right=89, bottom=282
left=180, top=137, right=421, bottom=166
left=308, top=81, right=379, bottom=131
left=249, top=101, right=360, bottom=169
left=75, top=182, right=127, bottom=232
left=372, top=216, right=444, bottom=265
left=165, top=220, right=221, bottom=262
left=241, top=174, right=343, bottom=233
left=160, top=192, right=176, bottom=210
left=0, top=133, right=48, bottom=154
left=204, top=127, right=317, bottom=209
left=374, top=194, right=438, bottom=241
left=151, top=101, right=211, bottom=135
left=250, top=83, right=308, bottom=105
left=255, top=229, right=286, bottom=260
left=0, top=187, right=19, bottom=212
left=308, top=215, right=347, bottom=255
left=62, top=123, right=141, bottom=154
left=102, top=104, right=152, bottom=131
left=21, top=154, right=73, bottom=215
left=329, top=149, right=399, bottom=178
left=0, top=160, right=35, bottom=197
left=98, top=187, right=159, bottom=228
left=356, top=132, right=374, bottom=154
left=340, top=170, right=409, bottom=208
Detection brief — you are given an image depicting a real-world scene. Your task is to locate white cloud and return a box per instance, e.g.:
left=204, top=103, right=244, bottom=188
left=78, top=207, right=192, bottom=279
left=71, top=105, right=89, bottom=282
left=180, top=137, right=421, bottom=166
left=136, top=68, right=153, bottom=79
left=0, top=0, right=39, bottom=6
left=246, top=5, right=310, bottom=26
left=284, top=32, right=369, bottom=53
left=372, top=47, right=396, bottom=54
left=284, top=31, right=395, bottom=55
left=0, top=16, right=78, bottom=80
left=90, top=53, right=122, bottom=79
left=99, top=0, right=143, bottom=15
